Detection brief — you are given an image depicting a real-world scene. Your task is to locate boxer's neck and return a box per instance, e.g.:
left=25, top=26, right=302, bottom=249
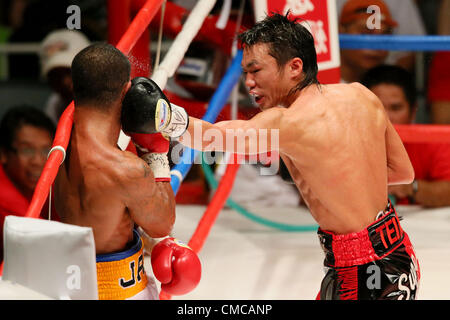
left=284, top=84, right=318, bottom=108
left=73, top=103, right=122, bottom=146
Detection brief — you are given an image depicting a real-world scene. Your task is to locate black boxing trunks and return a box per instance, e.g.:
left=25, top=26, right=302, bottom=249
left=317, top=200, right=420, bottom=300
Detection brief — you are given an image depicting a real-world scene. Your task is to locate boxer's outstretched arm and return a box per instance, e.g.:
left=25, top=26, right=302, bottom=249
left=179, top=107, right=285, bottom=154
left=121, top=157, right=176, bottom=238
left=385, top=117, right=415, bottom=185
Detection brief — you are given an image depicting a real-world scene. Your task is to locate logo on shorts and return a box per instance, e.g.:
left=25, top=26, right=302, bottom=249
left=119, top=253, right=145, bottom=289
left=155, top=99, right=170, bottom=131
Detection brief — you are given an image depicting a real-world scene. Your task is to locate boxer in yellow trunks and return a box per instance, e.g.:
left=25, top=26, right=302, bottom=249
left=95, top=229, right=157, bottom=300
left=54, top=43, right=200, bottom=299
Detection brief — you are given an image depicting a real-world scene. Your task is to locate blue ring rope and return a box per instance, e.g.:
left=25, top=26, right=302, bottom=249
left=339, top=34, right=450, bottom=51
left=170, top=50, right=243, bottom=194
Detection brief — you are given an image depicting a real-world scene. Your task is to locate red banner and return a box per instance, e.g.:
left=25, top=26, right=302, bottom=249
left=253, top=0, right=341, bottom=83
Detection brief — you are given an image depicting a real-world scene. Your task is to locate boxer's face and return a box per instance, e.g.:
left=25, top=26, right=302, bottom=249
left=370, top=83, right=416, bottom=124
left=242, top=43, right=294, bottom=110
left=1, top=125, right=53, bottom=197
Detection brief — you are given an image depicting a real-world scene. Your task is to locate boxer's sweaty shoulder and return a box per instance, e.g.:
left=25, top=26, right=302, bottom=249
left=54, top=143, right=149, bottom=253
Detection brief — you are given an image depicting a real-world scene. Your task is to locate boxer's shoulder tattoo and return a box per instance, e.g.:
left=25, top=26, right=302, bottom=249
left=117, top=155, right=151, bottom=180
left=141, top=163, right=151, bottom=178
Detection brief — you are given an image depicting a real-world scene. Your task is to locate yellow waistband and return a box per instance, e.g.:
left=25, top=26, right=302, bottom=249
left=96, top=239, right=148, bottom=300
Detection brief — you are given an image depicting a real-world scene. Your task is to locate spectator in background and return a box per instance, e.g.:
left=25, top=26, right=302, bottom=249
left=337, top=0, right=427, bottom=71
left=7, top=0, right=71, bottom=79
left=0, top=105, right=58, bottom=262
left=338, top=0, right=397, bottom=83
left=39, top=29, right=90, bottom=125
left=427, top=0, right=450, bottom=124
left=362, top=65, right=450, bottom=207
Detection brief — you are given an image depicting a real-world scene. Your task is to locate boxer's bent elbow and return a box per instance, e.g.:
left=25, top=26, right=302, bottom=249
left=142, top=207, right=175, bottom=238
left=401, top=159, right=415, bottom=184
left=388, top=163, right=415, bottom=185
left=148, top=220, right=174, bottom=238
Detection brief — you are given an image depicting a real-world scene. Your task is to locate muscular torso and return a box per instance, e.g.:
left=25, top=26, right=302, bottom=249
left=279, top=84, right=389, bottom=234
left=54, top=135, right=136, bottom=254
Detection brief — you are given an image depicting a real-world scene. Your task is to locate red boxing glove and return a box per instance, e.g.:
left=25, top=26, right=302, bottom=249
left=151, top=237, right=201, bottom=296
left=128, top=132, right=169, bottom=155
left=127, top=132, right=170, bottom=182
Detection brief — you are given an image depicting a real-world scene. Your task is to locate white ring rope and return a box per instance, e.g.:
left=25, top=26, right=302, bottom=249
left=151, top=0, right=218, bottom=89
left=170, top=169, right=183, bottom=182
left=216, top=0, right=232, bottom=30
left=47, top=146, right=66, bottom=165
left=46, top=146, right=66, bottom=220
left=118, top=0, right=217, bottom=151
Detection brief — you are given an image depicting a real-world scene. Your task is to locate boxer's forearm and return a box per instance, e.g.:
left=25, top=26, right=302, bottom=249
left=130, top=181, right=175, bottom=238
left=179, top=117, right=222, bottom=151
left=147, top=182, right=176, bottom=237
left=179, top=116, right=277, bottom=154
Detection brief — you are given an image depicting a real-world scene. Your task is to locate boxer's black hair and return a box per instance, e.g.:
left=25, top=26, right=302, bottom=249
left=238, top=11, right=319, bottom=93
left=71, top=42, right=130, bottom=108
left=361, top=65, right=417, bottom=110
left=0, top=105, right=55, bottom=151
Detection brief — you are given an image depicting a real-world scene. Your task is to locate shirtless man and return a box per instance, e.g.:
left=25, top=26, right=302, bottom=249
left=54, top=43, right=200, bottom=300
left=128, top=13, right=420, bottom=300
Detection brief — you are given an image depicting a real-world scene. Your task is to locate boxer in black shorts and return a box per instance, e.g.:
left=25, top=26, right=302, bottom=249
left=317, top=200, right=420, bottom=300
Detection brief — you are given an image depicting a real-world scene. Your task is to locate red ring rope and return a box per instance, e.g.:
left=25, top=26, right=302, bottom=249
left=2, top=0, right=450, bottom=293
left=0, top=0, right=165, bottom=276
left=25, top=0, right=164, bottom=219
left=160, top=153, right=242, bottom=300
left=188, top=154, right=242, bottom=253
left=395, top=124, right=450, bottom=143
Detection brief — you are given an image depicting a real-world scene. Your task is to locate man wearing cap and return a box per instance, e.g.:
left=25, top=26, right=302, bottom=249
left=338, top=0, right=397, bottom=83
left=337, top=0, right=426, bottom=71
left=39, top=29, right=90, bottom=125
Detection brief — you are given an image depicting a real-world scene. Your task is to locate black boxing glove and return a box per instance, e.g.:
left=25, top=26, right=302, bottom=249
left=121, top=77, right=189, bottom=138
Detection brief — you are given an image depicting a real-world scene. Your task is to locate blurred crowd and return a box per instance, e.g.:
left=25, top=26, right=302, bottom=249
left=0, top=0, right=449, bottom=250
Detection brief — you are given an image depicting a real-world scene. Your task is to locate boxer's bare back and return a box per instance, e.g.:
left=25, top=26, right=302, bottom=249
left=275, top=83, right=413, bottom=234
left=54, top=108, right=175, bottom=254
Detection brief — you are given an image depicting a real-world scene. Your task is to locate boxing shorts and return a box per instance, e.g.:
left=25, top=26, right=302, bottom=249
left=317, top=200, right=420, bottom=300
left=96, top=229, right=159, bottom=300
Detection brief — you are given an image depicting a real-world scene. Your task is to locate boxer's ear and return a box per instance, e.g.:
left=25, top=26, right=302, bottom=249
left=120, top=80, right=132, bottom=101
left=289, top=57, right=303, bottom=80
